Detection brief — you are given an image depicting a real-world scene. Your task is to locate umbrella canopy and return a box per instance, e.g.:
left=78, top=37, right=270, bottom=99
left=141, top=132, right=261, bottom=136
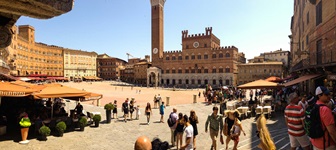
left=265, top=76, right=283, bottom=83
left=84, top=92, right=103, bottom=101
left=33, top=84, right=90, bottom=99
left=237, top=79, right=284, bottom=89
left=0, top=82, right=38, bottom=97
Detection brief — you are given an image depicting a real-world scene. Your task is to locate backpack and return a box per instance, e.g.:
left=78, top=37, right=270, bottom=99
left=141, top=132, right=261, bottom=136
left=151, top=138, right=169, bottom=150
left=304, top=104, right=326, bottom=138
left=167, top=113, right=175, bottom=127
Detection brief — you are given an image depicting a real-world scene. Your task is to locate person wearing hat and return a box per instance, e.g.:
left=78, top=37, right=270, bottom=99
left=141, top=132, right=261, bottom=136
left=284, top=92, right=311, bottom=150
left=310, top=86, right=336, bottom=150
left=223, top=110, right=236, bottom=150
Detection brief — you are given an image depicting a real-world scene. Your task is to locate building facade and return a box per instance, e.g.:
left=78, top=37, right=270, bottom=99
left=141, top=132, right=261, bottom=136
left=262, top=49, right=290, bottom=67
left=97, top=54, right=127, bottom=80
left=64, top=48, right=97, bottom=81
left=0, top=47, right=10, bottom=75
left=148, top=0, right=245, bottom=88
left=237, top=62, right=283, bottom=85
left=8, top=25, right=63, bottom=77
left=289, top=0, right=336, bottom=93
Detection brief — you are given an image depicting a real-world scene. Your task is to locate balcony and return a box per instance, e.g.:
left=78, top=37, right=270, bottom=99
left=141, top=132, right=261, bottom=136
left=291, top=58, right=310, bottom=72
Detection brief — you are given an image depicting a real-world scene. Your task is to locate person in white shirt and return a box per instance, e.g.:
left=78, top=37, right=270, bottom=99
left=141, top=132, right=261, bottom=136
left=298, top=95, right=308, bottom=111
left=180, top=114, right=193, bottom=150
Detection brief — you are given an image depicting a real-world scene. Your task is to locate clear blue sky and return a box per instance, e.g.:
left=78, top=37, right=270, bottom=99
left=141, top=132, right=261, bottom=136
left=16, top=0, right=293, bottom=61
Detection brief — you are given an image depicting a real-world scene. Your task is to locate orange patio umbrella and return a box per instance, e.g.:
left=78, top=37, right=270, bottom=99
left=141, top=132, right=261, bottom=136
left=0, top=82, right=39, bottom=97
left=265, top=76, right=283, bottom=83
left=237, top=79, right=284, bottom=89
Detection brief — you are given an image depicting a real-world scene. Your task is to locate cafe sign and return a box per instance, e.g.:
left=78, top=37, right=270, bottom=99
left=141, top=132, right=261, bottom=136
left=0, top=91, right=26, bottom=96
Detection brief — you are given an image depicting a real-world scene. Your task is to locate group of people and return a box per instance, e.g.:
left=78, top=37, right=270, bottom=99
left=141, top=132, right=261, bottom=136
left=284, top=86, right=336, bottom=150
left=167, top=108, right=198, bottom=150
left=120, top=96, right=166, bottom=125
left=205, top=106, right=247, bottom=150
left=121, top=98, right=140, bottom=122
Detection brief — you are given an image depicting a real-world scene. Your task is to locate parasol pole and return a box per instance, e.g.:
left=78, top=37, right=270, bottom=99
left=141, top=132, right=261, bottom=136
left=51, top=98, right=55, bottom=119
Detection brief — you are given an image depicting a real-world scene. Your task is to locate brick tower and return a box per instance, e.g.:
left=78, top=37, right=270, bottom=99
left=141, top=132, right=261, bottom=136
left=150, top=0, right=165, bottom=65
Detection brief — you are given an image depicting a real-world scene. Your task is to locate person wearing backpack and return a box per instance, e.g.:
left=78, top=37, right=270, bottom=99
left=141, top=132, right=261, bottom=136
left=168, top=108, right=178, bottom=147
left=309, top=86, right=336, bottom=150
left=284, top=92, right=311, bottom=150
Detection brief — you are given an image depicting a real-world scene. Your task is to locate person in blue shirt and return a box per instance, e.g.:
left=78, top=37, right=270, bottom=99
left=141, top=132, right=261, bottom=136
left=159, top=102, right=165, bottom=123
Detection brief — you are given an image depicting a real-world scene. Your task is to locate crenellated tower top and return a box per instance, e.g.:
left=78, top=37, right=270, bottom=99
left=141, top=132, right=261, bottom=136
left=150, top=0, right=166, bottom=7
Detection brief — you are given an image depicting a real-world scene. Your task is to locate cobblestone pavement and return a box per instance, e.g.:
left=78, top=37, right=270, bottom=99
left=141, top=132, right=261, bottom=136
left=0, top=100, right=290, bottom=150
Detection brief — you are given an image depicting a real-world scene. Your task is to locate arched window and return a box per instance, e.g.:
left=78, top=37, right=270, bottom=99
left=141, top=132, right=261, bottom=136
left=225, top=66, right=230, bottom=73
left=225, top=53, right=230, bottom=57
left=219, top=53, right=223, bottom=58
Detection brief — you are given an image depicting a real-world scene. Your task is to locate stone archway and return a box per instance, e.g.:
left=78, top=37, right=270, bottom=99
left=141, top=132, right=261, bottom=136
left=147, top=67, right=162, bottom=88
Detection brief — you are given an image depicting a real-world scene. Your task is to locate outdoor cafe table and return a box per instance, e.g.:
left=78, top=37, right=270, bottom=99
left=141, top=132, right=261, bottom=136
left=237, top=106, right=249, bottom=114
left=237, top=106, right=249, bottom=118
left=256, top=106, right=272, bottom=117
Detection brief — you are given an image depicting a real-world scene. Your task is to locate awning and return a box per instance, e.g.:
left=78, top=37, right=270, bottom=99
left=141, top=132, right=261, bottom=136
left=238, top=79, right=284, bottom=89
left=283, top=74, right=322, bottom=87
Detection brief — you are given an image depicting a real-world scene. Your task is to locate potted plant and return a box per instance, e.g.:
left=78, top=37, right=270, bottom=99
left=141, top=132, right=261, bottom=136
left=55, top=121, right=67, bottom=137
left=38, top=125, right=51, bottom=141
left=19, top=115, right=31, bottom=144
left=79, top=117, right=87, bottom=131
left=92, top=114, right=101, bottom=127
left=104, top=103, right=114, bottom=123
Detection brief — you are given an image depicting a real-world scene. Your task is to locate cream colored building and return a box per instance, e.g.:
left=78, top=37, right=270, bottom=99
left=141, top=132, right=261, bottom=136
left=263, top=49, right=290, bottom=67
left=63, top=48, right=97, bottom=81
left=237, top=62, right=283, bottom=85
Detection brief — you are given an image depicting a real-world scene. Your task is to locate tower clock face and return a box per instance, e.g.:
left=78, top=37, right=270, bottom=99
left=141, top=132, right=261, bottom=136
left=193, top=41, right=199, bottom=48
left=153, top=48, right=158, bottom=54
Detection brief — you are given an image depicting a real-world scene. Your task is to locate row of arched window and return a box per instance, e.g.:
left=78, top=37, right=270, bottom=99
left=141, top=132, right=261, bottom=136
left=161, top=79, right=230, bottom=85
left=165, top=52, right=231, bottom=61
left=164, top=67, right=231, bottom=74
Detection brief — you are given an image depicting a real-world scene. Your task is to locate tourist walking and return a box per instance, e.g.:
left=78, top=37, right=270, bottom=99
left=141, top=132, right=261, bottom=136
left=145, top=102, right=152, bottom=125
left=176, top=113, right=184, bottom=150
left=310, top=86, right=336, bottom=150
left=129, top=100, right=135, bottom=120
left=205, top=106, right=223, bottom=150
left=284, top=92, right=311, bottom=150
left=189, top=110, right=199, bottom=149
left=180, top=114, right=194, bottom=150
left=256, top=113, right=276, bottom=150
left=159, top=102, right=165, bottom=123
left=169, top=108, right=178, bottom=147
left=153, top=95, right=158, bottom=108
left=112, top=100, right=117, bottom=119
left=230, top=110, right=246, bottom=150
left=224, top=110, right=235, bottom=150
left=122, top=99, right=129, bottom=122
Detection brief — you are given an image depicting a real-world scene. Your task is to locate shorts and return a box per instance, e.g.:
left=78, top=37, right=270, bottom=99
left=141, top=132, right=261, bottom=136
left=210, top=129, right=219, bottom=140
left=288, top=134, right=310, bottom=148
left=146, top=112, right=150, bottom=116
left=231, top=135, right=239, bottom=142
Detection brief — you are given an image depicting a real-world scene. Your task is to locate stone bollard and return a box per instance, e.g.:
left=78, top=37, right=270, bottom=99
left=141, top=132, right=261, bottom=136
left=166, top=97, right=170, bottom=106
left=193, top=94, right=197, bottom=103
left=97, top=99, right=100, bottom=107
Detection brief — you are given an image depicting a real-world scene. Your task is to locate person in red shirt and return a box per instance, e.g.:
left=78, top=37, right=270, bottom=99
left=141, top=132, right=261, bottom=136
left=284, top=92, right=311, bottom=150
left=310, top=86, right=336, bottom=150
